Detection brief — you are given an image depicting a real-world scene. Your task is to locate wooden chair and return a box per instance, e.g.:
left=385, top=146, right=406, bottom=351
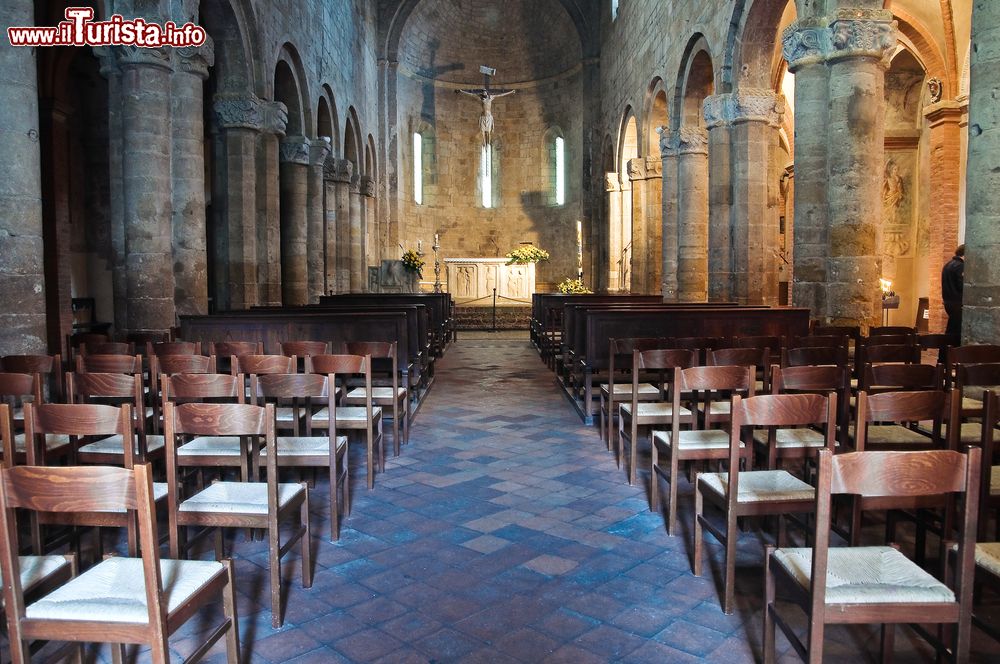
left=650, top=365, right=754, bottom=535
left=791, top=335, right=848, bottom=350
left=160, top=373, right=252, bottom=481
left=233, top=354, right=298, bottom=434
left=79, top=341, right=134, bottom=356
left=281, top=341, right=329, bottom=358
left=146, top=340, right=199, bottom=358
left=149, top=354, right=218, bottom=434
left=781, top=346, right=849, bottom=369
left=0, top=370, right=43, bottom=431
left=708, top=347, right=771, bottom=397
left=946, top=344, right=1000, bottom=379
left=753, top=365, right=846, bottom=468
left=869, top=325, right=917, bottom=337
left=731, top=335, right=783, bottom=353
left=694, top=392, right=836, bottom=614
left=0, top=461, right=240, bottom=663
left=859, top=343, right=921, bottom=367
left=976, top=390, right=1000, bottom=541
left=66, top=371, right=163, bottom=466
left=673, top=337, right=725, bottom=365
left=764, top=447, right=979, bottom=663
left=209, top=341, right=264, bottom=374
left=164, top=401, right=311, bottom=628
left=1, top=354, right=63, bottom=402
left=954, top=361, right=1000, bottom=419
left=861, top=362, right=942, bottom=394
left=307, top=354, right=383, bottom=490
left=918, top=332, right=953, bottom=364
left=75, top=353, right=143, bottom=375
left=254, top=373, right=349, bottom=541
left=344, top=341, right=409, bottom=457
left=600, top=337, right=668, bottom=452
left=811, top=325, right=860, bottom=343
left=619, top=349, right=697, bottom=486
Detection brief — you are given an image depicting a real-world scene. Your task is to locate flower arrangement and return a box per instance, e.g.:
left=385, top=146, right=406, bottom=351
left=401, top=248, right=425, bottom=278
left=505, top=245, right=550, bottom=265
left=557, top=278, right=593, bottom=294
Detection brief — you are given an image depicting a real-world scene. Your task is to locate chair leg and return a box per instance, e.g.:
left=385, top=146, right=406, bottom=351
left=301, top=485, right=313, bottom=588
left=330, top=461, right=340, bottom=542
left=879, top=623, right=895, bottom=663
left=268, top=521, right=282, bottom=628
left=111, top=643, right=126, bottom=664
left=649, top=441, right=659, bottom=513
left=724, top=509, right=738, bottom=615
left=764, top=546, right=777, bottom=664
left=693, top=478, right=704, bottom=576
left=403, top=395, right=410, bottom=445
left=667, top=451, right=680, bottom=537
left=599, top=396, right=607, bottom=446
left=222, top=558, right=241, bottom=664
left=365, top=427, right=374, bottom=490
left=392, top=400, right=400, bottom=457
left=807, top=610, right=825, bottom=664
left=629, top=421, right=639, bottom=486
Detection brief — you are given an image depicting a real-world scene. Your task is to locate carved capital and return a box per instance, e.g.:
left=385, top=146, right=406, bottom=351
left=309, top=136, right=332, bottom=167
left=782, top=19, right=830, bottom=71
left=175, top=36, right=215, bottom=79
left=361, top=175, right=377, bottom=198
left=604, top=172, right=620, bottom=192
left=702, top=95, right=729, bottom=130
left=670, top=127, right=708, bottom=156
left=349, top=172, right=362, bottom=194
left=644, top=156, right=662, bottom=177
left=626, top=158, right=646, bottom=181
left=108, top=45, right=173, bottom=72
left=279, top=136, right=311, bottom=165
left=704, top=89, right=785, bottom=129
left=324, top=156, right=353, bottom=183
left=828, top=8, right=897, bottom=66
left=658, top=128, right=673, bottom=159
left=213, top=95, right=286, bottom=134
left=93, top=46, right=120, bottom=78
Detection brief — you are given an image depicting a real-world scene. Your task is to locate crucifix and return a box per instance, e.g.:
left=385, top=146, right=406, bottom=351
left=456, top=65, right=515, bottom=146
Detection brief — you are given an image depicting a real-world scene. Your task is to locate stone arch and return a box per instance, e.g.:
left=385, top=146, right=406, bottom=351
left=891, top=8, right=952, bottom=98
left=272, top=44, right=310, bottom=136
left=722, top=0, right=794, bottom=92
left=344, top=107, right=362, bottom=171
left=643, top=78, right=670, bottom=157
left=677, top=40, right=716, bottom=130
left=200, top=0, right=260, bottom=96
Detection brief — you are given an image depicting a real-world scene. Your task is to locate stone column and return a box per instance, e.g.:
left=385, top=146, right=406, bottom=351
left=171, top=41, right=214, bottom=316
left=964, top=0, right=1000, bottom=343
left=213, top=96, right=284, bottom=310
left=644, top=155, right=663, bottom=296
left=307, top=137, right=331, bottom=303
left=783, top=9, right=896, bottom=328
left=703, top=99, right=733, bottom=302
left=660, top=132, right=679, bottom=301
left=118, top=47, right=175, bottom=332
left=378, top=59, right=401, bottom=261
left=349, top=173, right=365, bottom=292
left=0, top=0, right=47, bottom=352
left=627, top=158, right=647, bottom=293
left=676, top=128, right=710, bottom=302
left=278, top=136, right=310, bottom=305
left=362, top=175, right=378, bottom=271
left=259, top=127, right=283, bottom=305
left=605, top=174, right=622, bottom=292
left=324, top=158, right=352, bottom=293
left=924, top=102, right=965, bottom=333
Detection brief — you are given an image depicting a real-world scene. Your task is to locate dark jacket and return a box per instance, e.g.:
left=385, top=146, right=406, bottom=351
left=942, top=256, right=964, bottom=311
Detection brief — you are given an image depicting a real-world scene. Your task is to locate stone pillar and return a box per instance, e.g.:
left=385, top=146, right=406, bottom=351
left=213, top=96, right=284, bottom=310
left=171, top=42, right=213, bottom=316
left=324, top=158, right=353, bottom=293
left=644, top=155, right=663, bottom=296
left=675, top=128, right=710, bottom=302
left=378, top=59, right=401, bottom=262
left=0, top=0, right=47, bottom=352
left=703, top=100, right=733, bottom=303
left=278, top=136, right=310, bottom=305
left=924, top=102, right=966, bottom=333
left=362, top=175, right=378, bottom=271
left=964, top=0, right=1000, bottom=344
left=259, top=129, right=282, bottom=305
left=660, top=132, right=679, bottom=301
left=118, top=47, right=175, bottom=332
left=627, top=158, right=647, bottom=293
left=705, top=90, right=786, bottom=305
left=783, top=9, right=896, bottom=329
left=605, top=174, right=622, bottom=292
left=349, top=173, right=365, bottom=292
left=307, top=137, right=331, bottom=303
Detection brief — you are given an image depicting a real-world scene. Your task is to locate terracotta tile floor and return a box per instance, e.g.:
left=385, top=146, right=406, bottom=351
left=18, top=338, right=1000, bottom=662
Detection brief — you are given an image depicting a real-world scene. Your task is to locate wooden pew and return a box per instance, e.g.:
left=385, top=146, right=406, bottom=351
left=320, top=293, right=453, bottom=356
left=568, top=306, right=810, bottom=423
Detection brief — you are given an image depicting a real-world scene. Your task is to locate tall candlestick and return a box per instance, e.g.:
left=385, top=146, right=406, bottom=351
left=576, top=220, right=583, bottom=279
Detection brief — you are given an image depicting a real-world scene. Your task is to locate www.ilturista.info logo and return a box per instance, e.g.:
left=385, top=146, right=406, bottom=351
left=7, top=7, right=206, bottom=48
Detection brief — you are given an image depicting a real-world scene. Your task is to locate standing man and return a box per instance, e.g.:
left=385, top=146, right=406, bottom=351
left=942, top=244, right=965, bottom=342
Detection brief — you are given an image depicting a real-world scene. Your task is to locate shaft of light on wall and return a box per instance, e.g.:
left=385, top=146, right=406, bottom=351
left=555, top=136, right=565, bottom=206
left=413, top=132, right=423, bottom=205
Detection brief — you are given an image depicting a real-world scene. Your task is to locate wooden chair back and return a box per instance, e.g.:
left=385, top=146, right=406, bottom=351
left=731, top=335, right=782, bottom=352
left=253, top=373, right=334, bottom=437
left=812, top=325, right=860, bottom=343
left=708, top=347, right=771, bottom=394
left=1, top=355, right=63, bottom=401
left=280, top=341, right=329, bottom=358
left=307, top=354, right=370, bottom=375
left=782, top=345, right=849, bottom=368
left=792, top=335, right=847, bottom=349
left=160, top=373, right=245, bottom=404
left=79, top=341, right=134, bottom=356
left=232, top=354, right=296, bottom=376
left=855, top=389, right=954, bottom=451
left=0, top=372, right=43, bottom=415
left=634, top=348, right=698, bottom=373
left=862, top=363, right=943, bottom=393
left=75, top=353, right=142, bottom=374
left=870, top=325, right=916, bottom=336
left=674, top=365, right=754, bottom=430
left=210, top=340, right=264, bottom=358
left=979, top=391, right=999, bottom=540
left=147, top=340, right=198, bottom=357
left=152, top=353, right=217, bottom=376
left=345, top=341, right=400, bottom=389
left=24, top=401, right=136, bottom=468
left=861, top=343, right=921, bottom=365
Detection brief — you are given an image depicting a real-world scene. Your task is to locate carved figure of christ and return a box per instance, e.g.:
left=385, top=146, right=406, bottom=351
left=456, top=78, right=515, bottom=146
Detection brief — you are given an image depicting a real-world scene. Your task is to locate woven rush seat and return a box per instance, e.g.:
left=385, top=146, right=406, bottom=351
left=772, top=546, right=955, bottom=604
left=177, top=436, right=242, bottom=456
left=11, top=433, right=71, bottom=452
left=599, top=382, right=659, bottom=396
left=856, top=424, right=931, bottom=446
left=973, top=542, right=1000, bottom=577
left=990, top=466, right=1000, bottom=496
left=275, top=407, right=298, bottom=423
left=752, top=427, right=827, bottom=449
left=264, top=435, right=348, bottom=455
left=652, top=429, right=736, bottom=450
left=310, top=406, right=382, bottom=423
left=24, top=557, right=225, bottom=623
left=178, top=481, right=305, bottom=515
left=345, top=387, right=406, bottom=400
left=699, top=470, right=814, bottom=503
left=0, top=555, right=71, bottom=595
left=77, top=434, right=165, bottom=455
left=697, top=401, right=731, bottom=417
left=620, top=402, right=691, bottom=418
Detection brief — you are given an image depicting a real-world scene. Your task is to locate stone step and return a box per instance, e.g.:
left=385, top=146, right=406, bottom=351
left=454, top=305, right=531, bottom=330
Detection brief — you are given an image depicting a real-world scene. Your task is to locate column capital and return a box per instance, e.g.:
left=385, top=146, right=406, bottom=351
left=604, top=172, right=620, bottom=193
left=924, top=99, right=968, bottom=126
left=174, top=37, right=215, bottom=79
left=324, top=156, right=353, bottom=183
left=626, top=158, right=646, bottom=182
left=703, top=89, right=785, bottom=129
left=783, top=10, right=897, bottom=71
left=782, top=18, right=830, bottom=71
left=279, top=136, right=311, bottom=165
left=644, top=155, right=662, bottom=178
left=309, top=136, right=332, bottom=167
left=213, top=94, right=287, bottom=133
left=349, top=172, right=362, bottom=194
left=361, top=175, right=377, bottom=198
left=95, top=45, right=172, bottom=74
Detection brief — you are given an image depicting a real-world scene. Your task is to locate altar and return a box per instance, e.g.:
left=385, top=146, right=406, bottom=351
left=444, top=258, right=535, bottom=304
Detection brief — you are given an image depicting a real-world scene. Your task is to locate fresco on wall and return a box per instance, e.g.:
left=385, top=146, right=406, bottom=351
left=882, top=152, right=916, bottom=260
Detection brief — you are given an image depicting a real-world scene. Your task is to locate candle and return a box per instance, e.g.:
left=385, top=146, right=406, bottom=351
left=418, top=239, right=422, bottom=252
left=434, top=233, right=439, bottom=245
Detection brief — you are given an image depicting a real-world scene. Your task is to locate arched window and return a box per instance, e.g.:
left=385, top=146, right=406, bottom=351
left=555, top=136, right=566, bottom=206
left=479, top=142, right=497, bottom=209
left=413, top=131, right=423, bottom=205
left=543, top=127, right=566, bottom=206
left=412, top=122, right=436, bottom=205
left=611, top=0, right=619, bottom=21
